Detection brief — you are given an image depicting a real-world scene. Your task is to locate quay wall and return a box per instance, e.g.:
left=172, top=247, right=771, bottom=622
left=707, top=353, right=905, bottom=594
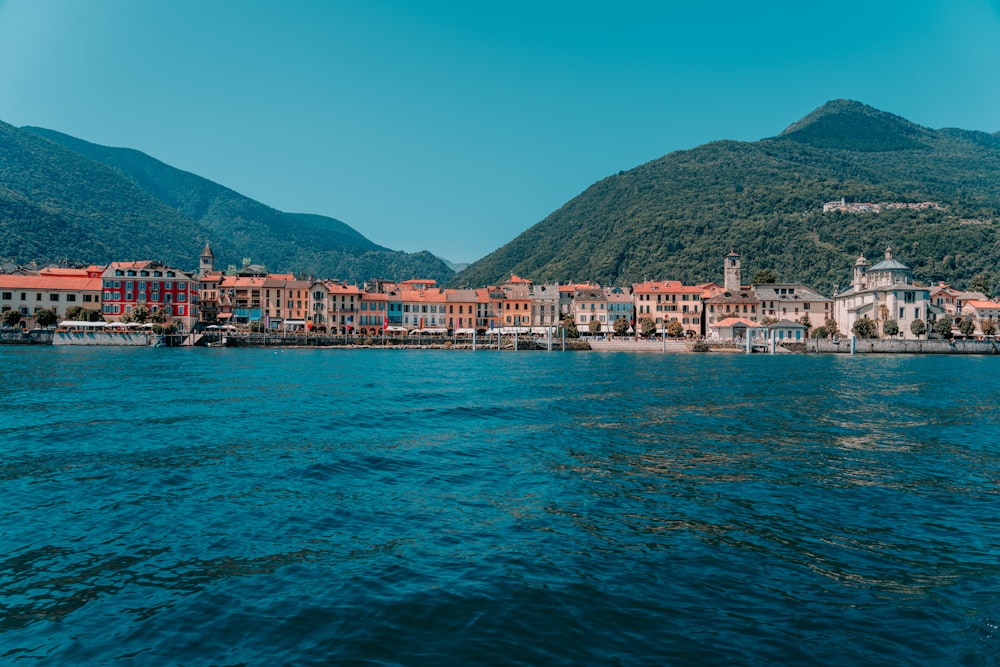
left=804, top=338, right=1000, bottom=354
left=0, top=329, right=53, bottom=345
left=53, top=332, right=160, bottom=346
left=588, top=339, right=690, bottom=352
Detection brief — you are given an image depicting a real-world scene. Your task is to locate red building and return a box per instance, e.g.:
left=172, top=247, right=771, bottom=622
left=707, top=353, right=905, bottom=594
left=101, top=261, right=198, bottom=330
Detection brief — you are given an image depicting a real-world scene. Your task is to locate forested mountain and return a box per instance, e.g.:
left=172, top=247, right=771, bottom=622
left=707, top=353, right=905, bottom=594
left=1, top=123, right=453, bottom=283
left=452, top=100, right=1000, bottom=293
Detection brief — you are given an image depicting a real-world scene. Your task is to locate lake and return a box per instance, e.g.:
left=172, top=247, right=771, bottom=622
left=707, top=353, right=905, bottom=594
left=1, top=347, right=998, bottom=665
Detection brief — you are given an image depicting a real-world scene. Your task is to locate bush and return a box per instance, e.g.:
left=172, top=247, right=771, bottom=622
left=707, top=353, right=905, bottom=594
left=910, top=318, right=927, bottom=336
left=882, top=319, right=899, bottom=336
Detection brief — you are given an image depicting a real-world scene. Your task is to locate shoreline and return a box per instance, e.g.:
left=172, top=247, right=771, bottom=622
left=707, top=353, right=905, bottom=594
left=3, top=329, right=999, bottom=354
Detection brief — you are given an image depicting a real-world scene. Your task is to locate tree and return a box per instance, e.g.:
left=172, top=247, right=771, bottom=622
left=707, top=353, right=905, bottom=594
left=149, top=308, right=168, bottom=324
left=666, top=319, right=684, bottom=337
left=131, top=305, right=150, bottom=324
left=752, top=269, right=777, bottom=284
left=561, top=316, right=579, bottom=338
left=852, top=318, right=876, bottom=338
left=825, top=317, right=839, bottom=337
left=883, top=319, right=899, bottom=337
left=982, top=319, right=997, bottom=337
left=588, top=317, right=603, bottom=336
left=639, top=317, right=657, bottom=338
left=969, top=273, right=992, bottom=298
left=2, top=310, right=21, bottom=328
left=34, top=308, right=58, bottom=328
left=65, top=305, right=103, bottom=322
left=910, top=318, right=927, bottom=337
left=798, top=314, right=812, bottom=331
left=613, top=316, right=629, bottom=336
left=958, top=319, right=976, bottom=337
left=932, top=318, right=954, bottom=339
left=810, top=325, right=828, bottom=339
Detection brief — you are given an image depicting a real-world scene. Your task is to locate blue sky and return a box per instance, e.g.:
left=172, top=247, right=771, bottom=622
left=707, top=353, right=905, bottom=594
left=2, top=1, right=999, bottom=264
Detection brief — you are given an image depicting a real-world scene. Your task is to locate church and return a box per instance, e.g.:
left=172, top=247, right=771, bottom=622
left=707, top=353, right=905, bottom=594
left=832, top=248, right=930, bottom=339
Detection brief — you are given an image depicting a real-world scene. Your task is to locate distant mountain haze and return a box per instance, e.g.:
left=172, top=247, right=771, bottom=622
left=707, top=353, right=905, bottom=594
left=1, top=122, right=453, bottom=283
left=452, top=100, right=1000, bottom=292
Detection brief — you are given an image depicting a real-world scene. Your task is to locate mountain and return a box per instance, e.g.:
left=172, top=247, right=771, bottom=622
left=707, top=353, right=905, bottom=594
left=452, top=100, right=1000, bottom=292
left=1, top=123, right=453, bottom=283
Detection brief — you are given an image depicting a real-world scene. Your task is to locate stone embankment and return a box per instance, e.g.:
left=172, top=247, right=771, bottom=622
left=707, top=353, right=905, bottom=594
left=0, top=329, right=53, bottom=344
left=215, top=333, right=590, bottom=351
left=806, top=339, right=1000, bottom=354
left=588, top=339, right=692, bottom=352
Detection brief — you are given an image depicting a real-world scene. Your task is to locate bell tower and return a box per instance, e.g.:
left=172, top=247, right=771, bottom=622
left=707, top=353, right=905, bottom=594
left=199, top=241, right=215, bottom=277
left=852, top=254, right=868, bottom=290
left=724, top=250, right=741, bottom=293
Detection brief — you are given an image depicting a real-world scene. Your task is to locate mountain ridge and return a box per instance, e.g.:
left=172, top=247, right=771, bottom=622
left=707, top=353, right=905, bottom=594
left=451, top=100, right=1000, bottom=291
left=2, top=124, right=454, bottom=282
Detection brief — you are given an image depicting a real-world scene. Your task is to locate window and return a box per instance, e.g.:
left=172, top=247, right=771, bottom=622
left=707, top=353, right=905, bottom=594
left=126, top=281, right=133, bottom=290
left=49, top=294, right=59, bottom=301
left=899, top=307, right=904, bottom=319
left=66, top=294, right=76, bottom=302
left=904, top=292, right=915, bottom=303
left=2, top=292, right=11, bottom=300
left=83, top=295, right=93, bottom=302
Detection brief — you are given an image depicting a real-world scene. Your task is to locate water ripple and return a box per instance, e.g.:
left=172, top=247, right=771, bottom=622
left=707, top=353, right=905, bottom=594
left=1, top=348, right=999, bottom=665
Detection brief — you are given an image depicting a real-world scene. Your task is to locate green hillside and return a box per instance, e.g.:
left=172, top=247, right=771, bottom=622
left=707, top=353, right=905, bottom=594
left=1, top=123, right=453, bottom=283
left=452, top=100, right=1000, bottom=293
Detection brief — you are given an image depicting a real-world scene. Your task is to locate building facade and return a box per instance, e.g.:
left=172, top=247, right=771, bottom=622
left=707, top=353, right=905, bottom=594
left=832, top=248, right=930, bottom=339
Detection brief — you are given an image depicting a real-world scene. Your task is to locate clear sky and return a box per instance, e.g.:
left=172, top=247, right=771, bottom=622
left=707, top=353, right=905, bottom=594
left=2, top=1, right=999, bottom=264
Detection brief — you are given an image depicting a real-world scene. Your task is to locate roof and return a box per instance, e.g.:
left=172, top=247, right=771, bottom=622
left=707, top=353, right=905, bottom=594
left=0, top=273, right=103, bottom=291
left=754, top=283, right=831, bottom=302
left=767, top=319, right=808, bottom=329
left=869, top=258, right=910, bottom=272
left=965, top=300, right=1000, bottom=310
left=446, top=289, right=480, bottom=302
left=709, top=317, right=759, bottom=328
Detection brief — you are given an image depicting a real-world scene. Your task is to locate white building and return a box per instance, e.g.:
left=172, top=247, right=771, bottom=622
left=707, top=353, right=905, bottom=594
left=832, top=248, right=930, bottom=339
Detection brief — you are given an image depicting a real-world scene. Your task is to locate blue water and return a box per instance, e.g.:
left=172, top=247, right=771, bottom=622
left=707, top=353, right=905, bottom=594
left=1, top=347, right=999, bottom=665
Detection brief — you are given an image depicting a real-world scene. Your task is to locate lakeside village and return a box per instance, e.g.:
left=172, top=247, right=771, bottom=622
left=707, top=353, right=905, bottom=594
left=2, top=237, right=999, bottom=353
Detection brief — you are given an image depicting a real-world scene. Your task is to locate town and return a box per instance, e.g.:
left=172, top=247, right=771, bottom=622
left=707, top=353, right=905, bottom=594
left=1, top=242, right=998, bottom=345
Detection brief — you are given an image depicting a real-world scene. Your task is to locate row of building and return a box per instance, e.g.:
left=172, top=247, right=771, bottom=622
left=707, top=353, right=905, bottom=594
left=2, top=243, right=998, bottom=340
